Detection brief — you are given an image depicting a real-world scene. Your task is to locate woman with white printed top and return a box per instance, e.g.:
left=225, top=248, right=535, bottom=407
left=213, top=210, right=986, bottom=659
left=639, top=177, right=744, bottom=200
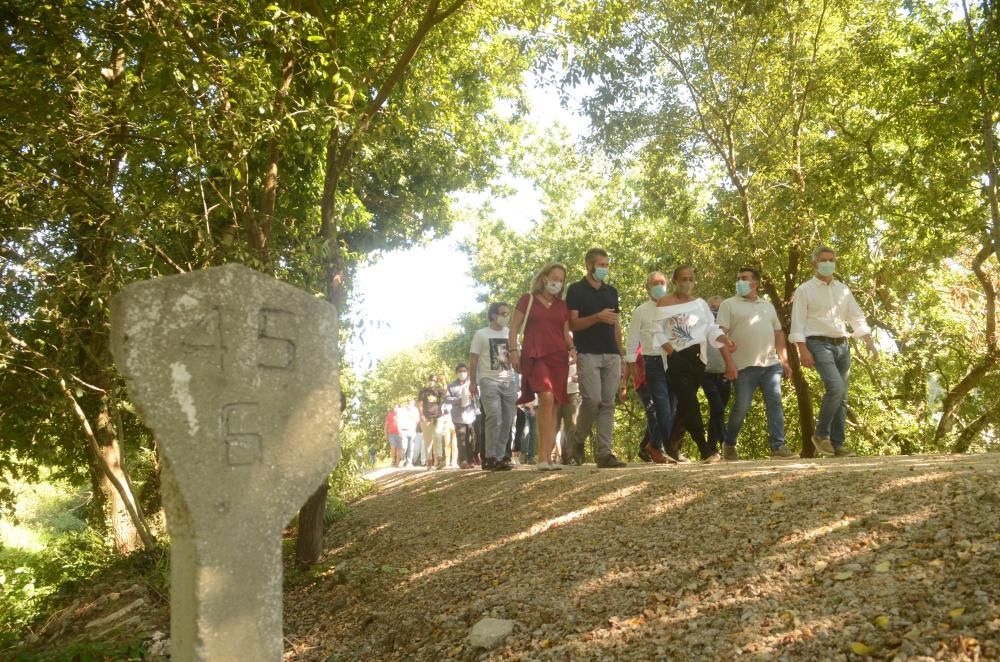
left=653, top=265, right=737, bottom=464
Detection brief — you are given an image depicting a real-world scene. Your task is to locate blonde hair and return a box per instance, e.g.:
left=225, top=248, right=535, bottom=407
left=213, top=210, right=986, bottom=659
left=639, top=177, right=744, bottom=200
left=530, top=262, right=568, bottom=297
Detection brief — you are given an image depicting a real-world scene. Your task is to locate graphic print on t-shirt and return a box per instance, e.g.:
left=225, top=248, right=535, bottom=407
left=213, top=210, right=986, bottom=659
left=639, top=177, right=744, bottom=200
left=489, top=337, right=511, bottom=371
left=669, top=313, right=697, bottom=345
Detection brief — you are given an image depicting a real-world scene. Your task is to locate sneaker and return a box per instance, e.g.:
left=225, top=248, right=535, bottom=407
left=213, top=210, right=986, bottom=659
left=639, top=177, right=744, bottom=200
left=537, top=463, right=563, bottom=471
left=812, top=435, right=835, bottom=457
left=668, top=453, right=692, bottom=464
left=482, top=458, right=496, bottom=471
left=638, top=443, right=652, bottom=463
left=834, top=446, right=856, bottom=457
left=596, top=454, right=627, bottom=468
left=702, top=453, right=722, bottom=465
left=723, top=445, right=740, bottom=461
left=497, top=458, right=514, bottom=471
left=769, top=446, right=799, bottom=460
left=647, top=446, right=669, bottom=464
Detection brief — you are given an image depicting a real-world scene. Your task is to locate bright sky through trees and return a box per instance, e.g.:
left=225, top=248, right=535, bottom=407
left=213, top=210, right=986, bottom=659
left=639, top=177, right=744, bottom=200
left=344, top=74, right=591, bottom=370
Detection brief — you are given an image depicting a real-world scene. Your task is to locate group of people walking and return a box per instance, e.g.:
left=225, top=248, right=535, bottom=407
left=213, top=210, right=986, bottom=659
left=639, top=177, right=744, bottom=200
left=388, top=243, right=878, bottom=471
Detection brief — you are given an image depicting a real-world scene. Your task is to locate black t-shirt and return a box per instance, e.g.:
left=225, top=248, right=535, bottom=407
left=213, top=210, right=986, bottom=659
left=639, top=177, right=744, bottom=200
left=418, top=387, right=445, bottom=420
left=565, top=278, right=620, bottom=354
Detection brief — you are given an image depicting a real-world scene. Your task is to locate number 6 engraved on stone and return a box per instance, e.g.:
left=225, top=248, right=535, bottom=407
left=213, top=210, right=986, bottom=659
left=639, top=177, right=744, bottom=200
left=258, top=308, right=296, bottom=370
left=181, top=307, right=224, bottom=372
left=221, top=403, right=262, bottom=466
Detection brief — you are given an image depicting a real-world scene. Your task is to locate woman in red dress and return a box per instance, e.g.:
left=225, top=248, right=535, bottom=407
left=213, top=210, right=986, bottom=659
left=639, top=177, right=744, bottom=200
left=509, top=263, right=577, bottom=470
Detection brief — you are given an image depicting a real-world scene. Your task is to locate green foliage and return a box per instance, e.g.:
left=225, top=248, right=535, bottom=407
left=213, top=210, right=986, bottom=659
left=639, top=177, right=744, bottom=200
left=0, top=528, right=115, bottom=647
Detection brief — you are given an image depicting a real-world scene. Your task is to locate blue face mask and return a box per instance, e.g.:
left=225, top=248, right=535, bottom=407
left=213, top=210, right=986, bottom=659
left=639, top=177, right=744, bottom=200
left=593, top=266, right=609, bottom=281
left=736, top=280, right=752, bottom=297
left=817, top=261, right=836, bottom=277
left=650, top=284, right=667, bottom=299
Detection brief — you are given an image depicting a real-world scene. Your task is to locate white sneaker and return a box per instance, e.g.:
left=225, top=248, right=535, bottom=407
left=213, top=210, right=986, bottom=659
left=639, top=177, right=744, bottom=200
left=536, top=463, right=551, bottom=471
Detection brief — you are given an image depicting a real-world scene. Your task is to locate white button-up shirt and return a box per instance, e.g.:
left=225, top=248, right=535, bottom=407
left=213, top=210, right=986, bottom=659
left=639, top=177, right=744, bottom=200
left=624, top=299, right=660, bottom=362
left=788, top=277, right=871, bottom=344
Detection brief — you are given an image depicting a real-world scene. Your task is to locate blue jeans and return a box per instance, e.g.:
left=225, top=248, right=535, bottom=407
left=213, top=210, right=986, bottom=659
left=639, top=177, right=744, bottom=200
left=806, top=337, right=851, bottom=447
left=701, top=372, right=731, bottom=450
left=642, top=355, right=675, bottom=451
left=725, top=363, right=786, bottom=450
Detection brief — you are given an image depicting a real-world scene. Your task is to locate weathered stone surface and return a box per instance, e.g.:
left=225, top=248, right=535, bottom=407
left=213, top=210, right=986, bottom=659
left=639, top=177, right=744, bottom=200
left=110, top=264, right=340, bottom=662
left=469, top=617, right=516, bottom=649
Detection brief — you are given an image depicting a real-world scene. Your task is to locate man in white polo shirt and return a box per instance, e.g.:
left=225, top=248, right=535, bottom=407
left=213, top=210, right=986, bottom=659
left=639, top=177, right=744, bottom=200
left=789, top=246, right=878, bottom=457
left=717, top=267, right=796, bottom=460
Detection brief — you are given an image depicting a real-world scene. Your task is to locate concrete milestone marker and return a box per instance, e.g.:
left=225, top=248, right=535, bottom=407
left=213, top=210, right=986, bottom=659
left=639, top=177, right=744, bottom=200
left=110, top=264, right=341, bottom=662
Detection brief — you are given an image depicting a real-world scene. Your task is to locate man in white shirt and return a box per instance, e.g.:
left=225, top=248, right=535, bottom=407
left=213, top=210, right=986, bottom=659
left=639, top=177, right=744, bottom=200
left=624, top=271, right=672, bottom=463
left=469, top=302, right=516, bottom=471
left=718, top=267, right=797, bottom=460
left=789, top=246, right=878, bottom=457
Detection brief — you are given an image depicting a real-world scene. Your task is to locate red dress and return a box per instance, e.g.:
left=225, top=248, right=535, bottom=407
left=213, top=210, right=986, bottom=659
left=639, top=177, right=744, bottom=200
left=516, top=293, right=569, bottom=405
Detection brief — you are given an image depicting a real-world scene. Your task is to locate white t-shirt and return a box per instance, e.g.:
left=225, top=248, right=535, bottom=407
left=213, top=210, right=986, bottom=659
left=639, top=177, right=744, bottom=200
left=652, top=298, right=725, bottom=365
left=717, top=296, right=782, bottom=370
left=395, top=404, right=419, bottom=435
left=470, top=326, right=515, bottom=384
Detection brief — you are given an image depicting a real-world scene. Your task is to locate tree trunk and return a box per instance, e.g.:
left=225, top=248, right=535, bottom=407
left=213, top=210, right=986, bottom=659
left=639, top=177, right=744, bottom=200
left=787, top=343, right=817, bottom=457
left=96, top=393, right=143, bottom=554
left=295, top=480, right=329, bottom=566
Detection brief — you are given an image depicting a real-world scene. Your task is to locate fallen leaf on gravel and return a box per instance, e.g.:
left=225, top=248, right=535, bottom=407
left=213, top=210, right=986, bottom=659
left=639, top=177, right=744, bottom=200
left=874, top=560, right=891, bottom=573
left=814, top=560, right=828, bottom=571
left=950, top=607, right=966, bottom=619
left=834, top=571, right=854, bottom=581
left=851, top=641, right=875, bottom=654
left=874, top=615, right=890, bottom=630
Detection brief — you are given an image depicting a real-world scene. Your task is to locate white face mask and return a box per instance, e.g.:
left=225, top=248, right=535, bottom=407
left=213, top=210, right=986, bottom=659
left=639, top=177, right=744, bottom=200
left=545, top=280, right=563, bottom=295
left=817, top=261, right=836, bottom=277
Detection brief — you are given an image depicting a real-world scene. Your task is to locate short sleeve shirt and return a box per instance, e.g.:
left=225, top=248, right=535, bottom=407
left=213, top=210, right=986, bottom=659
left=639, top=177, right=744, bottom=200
left=418, top=387, right=445, bottom=420
left=516, top=293, right=569, bottom=358
left=565, top=278, right=620, bottom=354
left=470, top=326, right=514, bottom=384
left=717, top=296, right=782, bottom=370
left=385, top=410, right=400, bottom=435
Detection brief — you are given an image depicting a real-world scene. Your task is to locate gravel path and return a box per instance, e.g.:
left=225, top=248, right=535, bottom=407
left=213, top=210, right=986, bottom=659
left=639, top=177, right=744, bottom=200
left=284, top=454, right=1000, bottom=661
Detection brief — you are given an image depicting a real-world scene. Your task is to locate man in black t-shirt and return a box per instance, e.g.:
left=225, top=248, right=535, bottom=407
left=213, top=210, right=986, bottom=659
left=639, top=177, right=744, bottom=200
left=418, top=374, right=447, bottom=469
left=566, top=247, right=626, bottom=468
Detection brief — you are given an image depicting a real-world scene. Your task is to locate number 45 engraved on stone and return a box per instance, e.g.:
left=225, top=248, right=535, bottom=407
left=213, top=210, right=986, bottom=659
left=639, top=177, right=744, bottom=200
left=181, top=307, right=297, bottom=372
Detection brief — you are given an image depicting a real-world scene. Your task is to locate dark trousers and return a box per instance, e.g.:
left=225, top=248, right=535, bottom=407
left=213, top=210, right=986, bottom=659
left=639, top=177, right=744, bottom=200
left=643, top=355, right=675, bottom=451
left=666, top=346, right=713, bottom=460
left=701, top=372, right=731, bottom=451
left=512, top=407, right=525, bottom=454
left=637, top=384, right=658, bottom=455
left=454, top=423, right=475, bottom=464
left=474, top=413, right=486, bottom=463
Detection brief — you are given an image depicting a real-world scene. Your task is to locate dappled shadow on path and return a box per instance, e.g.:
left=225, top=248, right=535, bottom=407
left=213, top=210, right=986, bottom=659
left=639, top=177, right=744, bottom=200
left=284, top=454, right=1000, bottom=660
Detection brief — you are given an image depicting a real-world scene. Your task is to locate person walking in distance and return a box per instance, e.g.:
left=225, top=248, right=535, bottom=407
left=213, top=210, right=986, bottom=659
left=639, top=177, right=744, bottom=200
left=445, top=363, right=478, bottom=469
left=418, top=374, right=448, bottom=469
left=469, top=302, right=516, bottom=471
left=718, top=267, right=798, bottom=460
left=567, top=248, right=627, bottom=468
left=509, top=263, right=575, bottom=471
left=789, top=246, right=878, bottom=457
